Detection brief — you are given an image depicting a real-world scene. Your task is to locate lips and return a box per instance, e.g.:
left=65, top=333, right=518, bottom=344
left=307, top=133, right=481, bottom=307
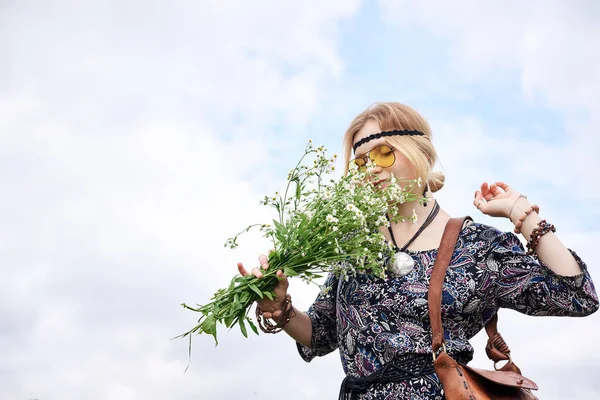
left=372, top=178, right=389, bottom=189
left=372, top=177, right=389, bottom=186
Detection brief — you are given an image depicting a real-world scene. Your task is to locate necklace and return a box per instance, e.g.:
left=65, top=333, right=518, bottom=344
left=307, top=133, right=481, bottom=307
left=386, top=201, right=440, bottom=277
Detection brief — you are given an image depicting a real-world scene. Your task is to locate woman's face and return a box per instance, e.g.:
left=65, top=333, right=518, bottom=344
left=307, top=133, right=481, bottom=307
left=352, top=120, right=417, bottom=186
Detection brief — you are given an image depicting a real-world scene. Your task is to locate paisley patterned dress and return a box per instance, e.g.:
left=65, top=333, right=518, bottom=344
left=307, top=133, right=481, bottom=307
left=296, top=223, right=598, bottom=399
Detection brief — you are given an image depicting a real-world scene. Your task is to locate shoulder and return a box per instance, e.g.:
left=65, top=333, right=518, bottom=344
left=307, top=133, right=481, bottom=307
left=461, top=221, right=521, bottom=249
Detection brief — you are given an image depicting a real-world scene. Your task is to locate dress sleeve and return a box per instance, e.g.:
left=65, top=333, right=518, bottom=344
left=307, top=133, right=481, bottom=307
left=296, top=272, right=339, bottom=362
left=488, top=231, right=599, bottom=316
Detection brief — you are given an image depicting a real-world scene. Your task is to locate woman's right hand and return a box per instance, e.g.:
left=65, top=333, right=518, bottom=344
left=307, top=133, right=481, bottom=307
left=237, top=253, right=290, bottom=319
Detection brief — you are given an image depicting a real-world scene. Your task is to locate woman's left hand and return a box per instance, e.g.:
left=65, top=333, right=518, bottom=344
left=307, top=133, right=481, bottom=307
left=473, top=181, right=521, bottom=219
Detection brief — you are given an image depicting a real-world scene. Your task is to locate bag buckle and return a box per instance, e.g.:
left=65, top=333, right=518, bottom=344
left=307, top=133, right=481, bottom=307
left=431, top=343, right=447, bottom=362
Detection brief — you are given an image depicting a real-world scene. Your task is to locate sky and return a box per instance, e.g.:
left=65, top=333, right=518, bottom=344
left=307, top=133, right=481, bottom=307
left=1, top=1, right=599, bottom=399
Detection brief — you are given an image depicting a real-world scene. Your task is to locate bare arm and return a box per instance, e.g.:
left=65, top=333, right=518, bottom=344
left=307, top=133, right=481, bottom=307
left=509, top=197, right=581, bottom=276
left=475, top=181, right=583, bottom=277
left=283, top=306, right=313, bottom=347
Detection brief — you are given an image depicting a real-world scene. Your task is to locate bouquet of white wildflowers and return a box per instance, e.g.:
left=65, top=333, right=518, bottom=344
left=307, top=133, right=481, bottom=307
left=179, top=142, right=425, bottom=347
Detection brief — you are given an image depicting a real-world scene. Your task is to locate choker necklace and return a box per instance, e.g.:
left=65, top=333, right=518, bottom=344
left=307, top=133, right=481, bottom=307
left=386, top=201, right=440, bottom=277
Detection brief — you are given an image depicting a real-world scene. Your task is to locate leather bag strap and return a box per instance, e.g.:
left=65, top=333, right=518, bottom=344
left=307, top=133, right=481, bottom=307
left=428, top=217, right=465, bottom=353
left=428, top=217, right=513, bottom=362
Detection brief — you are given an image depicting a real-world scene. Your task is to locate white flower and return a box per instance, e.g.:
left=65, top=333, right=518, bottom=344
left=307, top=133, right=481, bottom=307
left=376, top=215, right=389, bottom=227
left=332, top=226, right=338, bottom=231
left=346, top=204, right=357, bottom=212
left=326, top=214, right=338, bottom=223
left=417, top=177, right=422, bottom=187
left=411, top=209, right=418, bottom=224
left=320, top=286, right=332, bottom=296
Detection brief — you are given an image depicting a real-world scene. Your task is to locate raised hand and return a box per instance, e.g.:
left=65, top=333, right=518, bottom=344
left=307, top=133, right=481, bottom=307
left=237, top=253, right=290, bottom=319
left=473, top=181, right=522, bottom=219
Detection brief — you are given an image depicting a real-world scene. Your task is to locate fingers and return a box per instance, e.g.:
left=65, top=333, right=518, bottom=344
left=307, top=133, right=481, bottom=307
left=258, top=254, right=269, bottom=270
left=480, top=181, right=490, bottom=196
left=473, top=190, right=485, bottom=211
left=489, top=182, right=505, bottom=197
left=276, top=270, right=289, bottom=290
left=262, top=309, right=283, bottom=319
left=251, top=266, right=263, bottom=278
left=238, top=262, right=265, bottom=278
left=495, top=181, right=510, bottom=191
left=262, top=272, right=289, bottom=319
left=239, top=262, right=264, bottom=278
left=237, top=262, right=249, bottom=276
left=480, top=181, right=495, bottom=201
left=495, top=181, right=514, bottom=195
left=480, top=181, right=509, bottom=201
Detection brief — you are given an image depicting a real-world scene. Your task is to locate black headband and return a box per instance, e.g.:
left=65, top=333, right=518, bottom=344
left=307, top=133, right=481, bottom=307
left=353, top=130, right=425, bottom=153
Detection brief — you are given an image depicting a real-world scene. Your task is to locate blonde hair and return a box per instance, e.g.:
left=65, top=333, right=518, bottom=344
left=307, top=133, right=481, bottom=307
left=342, top=102, right=445, bottom=192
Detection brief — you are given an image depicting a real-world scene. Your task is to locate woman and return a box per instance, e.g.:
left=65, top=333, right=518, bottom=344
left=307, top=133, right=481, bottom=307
left=237, top=102, right=599, bottom=399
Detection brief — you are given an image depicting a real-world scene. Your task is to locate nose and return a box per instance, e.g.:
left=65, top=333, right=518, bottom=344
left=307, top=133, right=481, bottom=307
left=366, top=163, right=382, bottom=183
left=366, top=161, right=382, bottom=173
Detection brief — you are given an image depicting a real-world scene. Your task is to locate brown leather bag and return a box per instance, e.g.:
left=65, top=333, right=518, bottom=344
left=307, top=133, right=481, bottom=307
left=428, top=217, right=539, bottom=399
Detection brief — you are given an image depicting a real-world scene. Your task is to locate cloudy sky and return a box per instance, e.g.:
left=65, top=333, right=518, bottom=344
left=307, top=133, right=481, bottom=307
left=2, top=1, right=599, bottom=399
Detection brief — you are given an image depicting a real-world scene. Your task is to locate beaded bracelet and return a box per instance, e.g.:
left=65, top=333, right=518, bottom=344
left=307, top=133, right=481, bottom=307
left=255, top=294, right=296, bottom=333
left=526, top=219, right=556, bottom=255
left=513, top=203, right=540, bottom=234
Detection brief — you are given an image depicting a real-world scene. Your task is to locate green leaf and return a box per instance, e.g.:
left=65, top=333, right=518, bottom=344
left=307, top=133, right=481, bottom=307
left=283, top=267, right=299, bottom=277
left=238, top=317, right=248, bottom=338
left=264, top=291, right=274, bottom=301
left=202, top=315, right=218, bottom=346
left=228, top=275, right=238, bottom=291
left=247, top=317, right=259, bottom=335
left=224, top=313, right=235, bottom=328
left=240, top=291, right=250, bottom=304
left=248, top=283, right=263, bottom=299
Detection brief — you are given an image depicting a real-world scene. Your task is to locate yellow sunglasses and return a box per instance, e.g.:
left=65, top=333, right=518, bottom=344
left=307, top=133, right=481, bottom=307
left=349, top=144, right=396, bottom=172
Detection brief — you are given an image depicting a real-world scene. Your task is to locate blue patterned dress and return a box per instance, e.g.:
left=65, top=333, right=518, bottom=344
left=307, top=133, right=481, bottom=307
left=296, top=223, right=598, bottom=399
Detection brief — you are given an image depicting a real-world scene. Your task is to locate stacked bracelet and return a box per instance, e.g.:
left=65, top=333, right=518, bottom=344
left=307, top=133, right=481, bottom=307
left=255, top=294, right=296, bottom=333
left=526, top=219, right=556, bottom=255
left=513, top=203, right=540, bottom=234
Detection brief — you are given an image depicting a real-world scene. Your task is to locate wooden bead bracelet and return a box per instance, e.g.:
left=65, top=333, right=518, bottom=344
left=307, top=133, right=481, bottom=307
left=255, top=294, right=296, bottom=333
left=526, top=219, right=556, bottom=255
left=513, top=203, right=540, bottom=234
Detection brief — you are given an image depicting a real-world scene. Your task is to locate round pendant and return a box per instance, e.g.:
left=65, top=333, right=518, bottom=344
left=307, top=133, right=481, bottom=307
left=389, top=251, right=415, bottom=277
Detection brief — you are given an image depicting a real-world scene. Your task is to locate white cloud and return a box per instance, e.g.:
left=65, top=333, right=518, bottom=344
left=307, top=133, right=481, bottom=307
left=380, top=0, right=600, bottom=203
left=379, top=2, right=600, bottom=398
left=3, top=1, right=600, bottom=399
left=0, top=1, right=360, bottom=399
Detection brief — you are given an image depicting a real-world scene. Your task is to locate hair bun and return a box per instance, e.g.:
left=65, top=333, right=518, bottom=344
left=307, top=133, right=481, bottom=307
left=428, top=171, right=445, bottom=193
